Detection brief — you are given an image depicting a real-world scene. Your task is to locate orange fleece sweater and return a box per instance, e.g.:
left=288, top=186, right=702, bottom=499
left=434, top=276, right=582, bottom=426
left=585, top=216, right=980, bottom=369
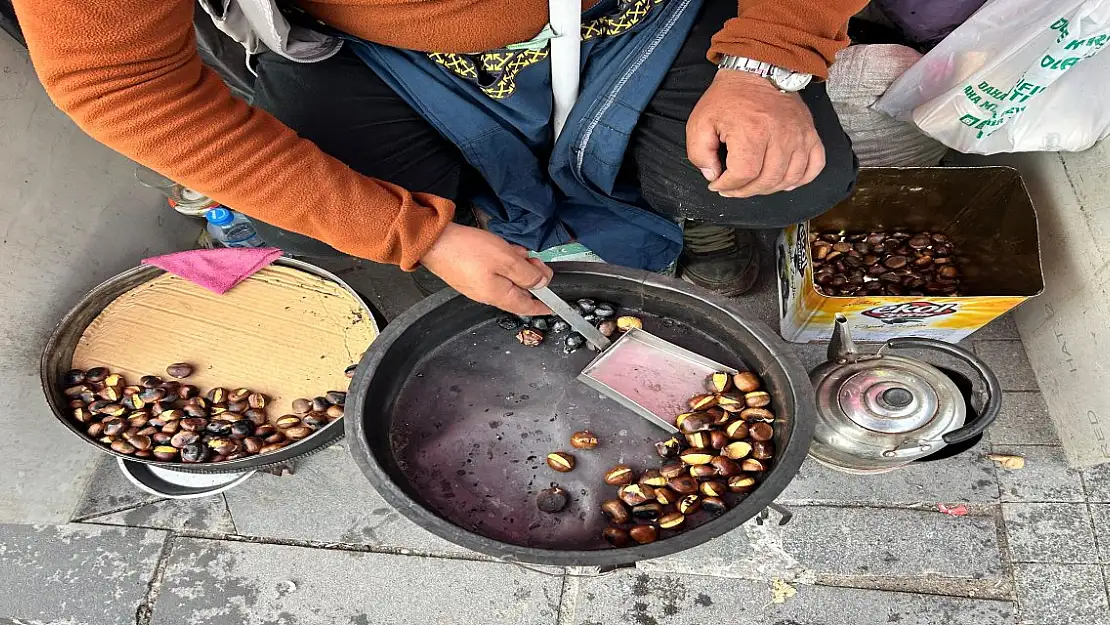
left=13, top=0, right=863, bottom=268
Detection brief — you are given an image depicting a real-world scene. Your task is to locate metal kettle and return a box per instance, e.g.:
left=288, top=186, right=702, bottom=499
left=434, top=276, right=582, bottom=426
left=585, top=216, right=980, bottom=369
left=808, top=315, right=1002, bottom=474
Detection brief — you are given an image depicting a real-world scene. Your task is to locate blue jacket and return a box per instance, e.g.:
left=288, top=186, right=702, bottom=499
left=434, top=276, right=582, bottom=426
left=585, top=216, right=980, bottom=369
left=345, top=0, right=704, bottom=271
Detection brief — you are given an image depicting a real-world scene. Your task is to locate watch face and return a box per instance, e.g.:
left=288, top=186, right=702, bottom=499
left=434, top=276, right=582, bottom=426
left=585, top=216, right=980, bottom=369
left=770, top=66, right=812, bottom=92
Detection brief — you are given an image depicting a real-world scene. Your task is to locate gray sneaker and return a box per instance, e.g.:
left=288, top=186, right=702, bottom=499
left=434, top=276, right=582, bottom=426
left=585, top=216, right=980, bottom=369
left=680, top=223, right=760, bottom=297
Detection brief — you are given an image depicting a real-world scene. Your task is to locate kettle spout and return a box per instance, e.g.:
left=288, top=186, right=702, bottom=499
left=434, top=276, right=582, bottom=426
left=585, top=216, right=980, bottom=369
left=828, top=313, right=858, bottom=363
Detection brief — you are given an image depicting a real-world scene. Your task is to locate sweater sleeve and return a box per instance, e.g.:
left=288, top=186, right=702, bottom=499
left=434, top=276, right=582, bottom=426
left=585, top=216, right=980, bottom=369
left=12, top=0, right=454, bottom=269
left=708, top=0, right=868, bottom=80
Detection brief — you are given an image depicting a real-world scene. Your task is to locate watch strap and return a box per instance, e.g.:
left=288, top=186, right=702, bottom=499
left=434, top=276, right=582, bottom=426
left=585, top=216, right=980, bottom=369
left=717, top=55, right=775, bottom=77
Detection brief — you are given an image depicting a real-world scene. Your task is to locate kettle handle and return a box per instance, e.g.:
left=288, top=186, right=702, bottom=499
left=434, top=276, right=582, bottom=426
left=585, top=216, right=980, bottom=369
left=884, top=337, right=1002, bottom=445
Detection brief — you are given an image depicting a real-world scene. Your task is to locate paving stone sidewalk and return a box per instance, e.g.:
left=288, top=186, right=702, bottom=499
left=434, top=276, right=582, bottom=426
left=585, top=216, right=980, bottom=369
left=2, top=261, right=1105, bottom=625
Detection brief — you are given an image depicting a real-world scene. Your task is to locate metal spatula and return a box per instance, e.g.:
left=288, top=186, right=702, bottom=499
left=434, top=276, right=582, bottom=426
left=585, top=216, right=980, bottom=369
left=531, top=287, right=737, bottom=434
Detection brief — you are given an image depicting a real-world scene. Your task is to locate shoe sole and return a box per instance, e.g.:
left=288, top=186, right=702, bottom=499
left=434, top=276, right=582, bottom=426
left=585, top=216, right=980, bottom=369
left=680, top=272, right=758, bottom=297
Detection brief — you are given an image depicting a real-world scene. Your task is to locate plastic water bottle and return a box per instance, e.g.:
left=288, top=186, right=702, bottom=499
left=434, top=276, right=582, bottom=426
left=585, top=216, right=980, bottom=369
left=205, top=207, right=266, bottom=248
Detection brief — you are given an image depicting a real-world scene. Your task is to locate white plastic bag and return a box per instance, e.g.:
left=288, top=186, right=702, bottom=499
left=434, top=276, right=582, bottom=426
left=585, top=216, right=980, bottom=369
left=874, top=0, right=1110, bottom=154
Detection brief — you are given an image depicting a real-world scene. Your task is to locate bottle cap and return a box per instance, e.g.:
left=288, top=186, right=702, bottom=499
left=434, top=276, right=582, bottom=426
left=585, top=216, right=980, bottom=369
left=205, top=207, right=232, bottom=225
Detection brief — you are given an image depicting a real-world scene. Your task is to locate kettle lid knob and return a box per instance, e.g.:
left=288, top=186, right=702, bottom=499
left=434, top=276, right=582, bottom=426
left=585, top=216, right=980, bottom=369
left=882, top=387, right=914, bottom=409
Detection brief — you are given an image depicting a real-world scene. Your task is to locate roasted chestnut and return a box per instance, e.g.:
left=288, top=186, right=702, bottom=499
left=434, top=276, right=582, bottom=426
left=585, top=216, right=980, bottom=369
left=655, top=437, right=683, bottom=458
left=618, top=483, right=655, bottom=507
left=709, top=431, right=730, bottom=450
left=165, top=363, right=193, bottom=379
left=679, top=412, right=717, bottom=433
left=728, top=475, right=757, bottom=493
left=705, top=371, right=732, bottom=394
left=677, top=495, right=701, bottom=514
left=629, top=524, right=658, bottom=544
left=732, top=371, right=762, bottom=393
left=546, top=451, right=575, bottom=472
left=180, top=443, right=210, bottom=463
left=744, top=391, right=772, bottom=408
left=570, top=431, right=600, bottom=449
left=701, top=496, right=727, bottom=514
left=687, top=394, right=718, bottom=411
left=659, top=462, right=686, bottom=479
left=710, top=456, right=741, bottom=476
left=752, top=441, right=775, bottom=460
left=700, top=480, right=728, bottom=498
left=741, top=458, right=766, bottom=472
left=679, top=449, right=714, bottom=465
left=615, top=316, right=642, bottom=332
left=603, top=527, right=631, bottom=547
left=516, top=328, right=545, bottom=347
left=725, top=421, right=750, bottom=439
left=740, top=407, right=775, bottom=422
left=658, top=512, right=685, bottom=530
left=722, top=441, right=753, bottom=460
left=685, top=432, right=712, bottom=450
left=667, top=475, right=699, bottom=495
left=749, top=422, right=774, bottom=442
left=689, top=465, right=717, bottom=479
left=632, top=502, right=663, bottom=521
left=654, top=487, right=678, bottom=506
left=638, top=469, right=668, bottom=488
left=601, top=499, right=630, bottom=524
left=604, top=465, right=634, bottom=485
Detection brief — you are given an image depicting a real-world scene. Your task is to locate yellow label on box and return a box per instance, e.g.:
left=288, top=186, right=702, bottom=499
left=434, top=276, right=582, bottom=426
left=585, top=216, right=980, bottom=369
left=777, top=223, right=1026, bottom=343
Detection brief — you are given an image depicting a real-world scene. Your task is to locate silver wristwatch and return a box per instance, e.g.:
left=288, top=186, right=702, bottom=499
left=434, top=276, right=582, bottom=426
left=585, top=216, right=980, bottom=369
left=717, top=55, right=812, bottom=92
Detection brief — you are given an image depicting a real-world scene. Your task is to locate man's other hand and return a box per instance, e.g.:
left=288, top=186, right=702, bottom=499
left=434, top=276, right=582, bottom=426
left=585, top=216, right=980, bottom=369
left=686, top=70, right=825, bottom=198
left=421, top=223, right=554, bottom=316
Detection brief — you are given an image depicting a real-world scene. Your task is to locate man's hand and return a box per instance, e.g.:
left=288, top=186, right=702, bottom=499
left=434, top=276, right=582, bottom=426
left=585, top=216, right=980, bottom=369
left=687, top=70, right=825, bottom=198
left=421, top=223, right=553, bottom=316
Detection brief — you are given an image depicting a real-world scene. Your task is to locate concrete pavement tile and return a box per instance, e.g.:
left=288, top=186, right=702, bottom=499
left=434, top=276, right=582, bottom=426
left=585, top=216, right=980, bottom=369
left=1014, top=564, right=1110, bottom=625
left=86, top=495, right=235, bottom=534
left=791, top=341, right=830, bottom=374
left=973, top=341, right=1041, bottom=392
left=993, top=445, right=1084, bottom=503
left=780, top=440, right=1000, bottom=505
left=1002, top=503, right=1097, bottom=563
left=969, top=313, right=1021, bottom=340
left=0, top=523, right=167, bottom=625
left=224, top=444, right=472, bottom=555
left=1084, top=463, right=1110, bottom=503
left=71, top=456, right=161, bottom=521
left=572, top=570, right=1015, bottom=625
left=1090, top=505, right=1110, bottom=563
left=149, top=537, right=562, bottom=625
left=988, top=392, right=1059, bottom=446
left=639, top=505, right=1003, bottom=581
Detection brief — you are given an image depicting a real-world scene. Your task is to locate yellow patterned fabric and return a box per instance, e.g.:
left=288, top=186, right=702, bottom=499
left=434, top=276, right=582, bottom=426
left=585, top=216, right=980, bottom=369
left=582, top=0, right=665, bottom=41
left=428, top=0, right=665, bottom=99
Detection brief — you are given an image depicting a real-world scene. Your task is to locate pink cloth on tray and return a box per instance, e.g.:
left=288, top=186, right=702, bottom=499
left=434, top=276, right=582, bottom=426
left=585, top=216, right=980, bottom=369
left=142, top=248, right=284, bottom=294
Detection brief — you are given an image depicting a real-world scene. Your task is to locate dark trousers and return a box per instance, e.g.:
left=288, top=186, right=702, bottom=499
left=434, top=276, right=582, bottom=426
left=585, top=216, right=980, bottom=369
left=249, top=0, right=857, bottom=257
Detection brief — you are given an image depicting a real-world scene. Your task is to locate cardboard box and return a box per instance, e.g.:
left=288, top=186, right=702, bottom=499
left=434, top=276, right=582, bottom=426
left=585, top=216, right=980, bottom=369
left=777, top=167, right=1044, bottom=343
left=71, top=264, right=378, bottom=418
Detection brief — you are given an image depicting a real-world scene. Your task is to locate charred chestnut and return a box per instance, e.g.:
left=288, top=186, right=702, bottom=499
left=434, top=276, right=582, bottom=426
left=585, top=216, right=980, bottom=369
left=537, top=485, right=570, bottom=513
